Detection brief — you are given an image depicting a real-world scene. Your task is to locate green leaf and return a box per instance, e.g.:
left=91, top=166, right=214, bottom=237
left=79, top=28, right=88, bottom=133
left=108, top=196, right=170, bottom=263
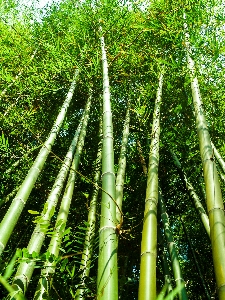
left=3, top=251, right=18, bottom=280
left=28, top=210, right=40, bottom=215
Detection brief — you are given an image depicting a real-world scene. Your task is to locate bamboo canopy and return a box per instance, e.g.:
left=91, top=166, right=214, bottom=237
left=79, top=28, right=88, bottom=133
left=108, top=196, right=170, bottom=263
left=0, top=1, right=224, bottom=299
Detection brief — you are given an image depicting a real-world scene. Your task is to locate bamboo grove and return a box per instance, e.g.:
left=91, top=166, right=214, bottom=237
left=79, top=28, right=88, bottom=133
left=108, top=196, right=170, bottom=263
left=0, top=0, right=225, bottom=299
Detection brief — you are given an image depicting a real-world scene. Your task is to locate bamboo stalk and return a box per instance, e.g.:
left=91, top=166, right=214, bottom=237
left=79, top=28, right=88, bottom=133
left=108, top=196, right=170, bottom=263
left=181, top=219, right=211, bottom=300
left=75, top=119, right=102, bottom=300
left=10, top=95, right=90, bottom=296
left=97, top=32, right=118, bottom=300
left=211, top=142, right=225, bottom=173
left=170, top=150, right=210, bottom=237
left=116, top=103, right=130, bottom=224
left=0, top=70, right=79, bottom=256
left=158, top=192, right=188, bottom=300
left=158, top=230, right=173, bottom=300
left=217, top=164, right=225, bottom=184
left=184, top=15, right=225, bottom=299
left=138, top=72, right=163, bottom=300
left=33, top=95, right=92, bottom=300
left=137, top=140, right=148, bottom=176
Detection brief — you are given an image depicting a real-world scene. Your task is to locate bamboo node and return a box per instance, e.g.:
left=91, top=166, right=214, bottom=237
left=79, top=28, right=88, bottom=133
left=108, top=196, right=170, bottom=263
left=99, top=226, right=116, bottom=233
left=145, top=197, right=157, bottom=205
left=208, top=207, right=224, bottom=214
left=13, top=197, right=26, bottom=205
left=168, top=241, right=175, bottom=247
left=202, top=157, right=215, bottom=164
left=175, top=277, right=184, bottom=282
left=148, top=161, right=159, bottom=167
left=31, top=166, right=41, bottom=173
left=33, top=230, right=46, bottom=237
left=14, top=274, right=29, bottom=283
left=161, top=212, right=168, bottom=217
left=101, top=171, right=115, bottom=179
left=217, top=282, right=225, bottom=291
left=103, top=134, right=114, bottom=139
left=140, top=250, right=157, bottom=257
left=48, top=198, right=57, bottom=206
left=62, top=195, right=72, bottom=201
left=102, top=110, right=112, bottom=115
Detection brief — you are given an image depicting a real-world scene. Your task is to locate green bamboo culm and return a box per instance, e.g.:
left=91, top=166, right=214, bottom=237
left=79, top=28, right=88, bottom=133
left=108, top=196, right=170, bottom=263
left=170, top=150, right=210, bottom=238
left=116, top=102, right=130, bottom=224
left=34, top=95, right=92, bottom=300
left=158, top=192, right=188, bottom=300
left=10, top=95, right=90, bottom=297
left=0, top=275, right=25, bottom=300
left=138, top=72, right=163, bottom=300
left=75, top=118, right=102, bottom=300
left=184, top=14, right=225, bottom=299
left=217, top=164, right=225, bottom=184
left=0, top=70, right=79, bottom=256
left=211, top=142, right=225, bottom=173
left=181, top=219, right=211, bottom=300
left=158, top=230, right=173, bottom=300
left=97, top=31, right=118, bottom=300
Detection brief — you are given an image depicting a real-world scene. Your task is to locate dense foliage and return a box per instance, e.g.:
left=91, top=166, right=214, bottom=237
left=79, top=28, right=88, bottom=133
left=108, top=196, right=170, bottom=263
left=0, top=0, right=225, bottom=299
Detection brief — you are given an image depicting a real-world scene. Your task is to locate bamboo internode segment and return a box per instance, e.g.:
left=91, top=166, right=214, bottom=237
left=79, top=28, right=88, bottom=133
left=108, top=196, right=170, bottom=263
left=184, top=14, right=225, bottom=300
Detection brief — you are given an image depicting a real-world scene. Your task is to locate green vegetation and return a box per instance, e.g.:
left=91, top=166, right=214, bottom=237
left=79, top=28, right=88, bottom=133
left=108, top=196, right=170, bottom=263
left=0, top=0, right=225, bottom=299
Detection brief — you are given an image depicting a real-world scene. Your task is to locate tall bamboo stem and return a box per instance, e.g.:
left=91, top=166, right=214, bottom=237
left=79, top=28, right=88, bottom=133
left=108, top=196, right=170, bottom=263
left=138, top=72, right=163, bottom=300
left=170, top=150, right=210, bottom=237
left=217, top=164, right=225, bottom=184
left=33, top=95, right=92, bottom=299
left=75, top=118, right=102, bottom=300
left=137, top=140, right=148, bottom=176
left=211, top=142, right=225, bottom=173
left=116, top=103, right=130, bottom=224
left=0, top=70, right=79, bottom=256
left=158, top=192, right=188, bottom=300
left=158, top=230, right=173, bottom=300
left=97, top=32, right=118, bottom=300
left=10, top=95, right=91, bottom=296
left=184, top=15, right=225, bottom=299
left=182, top=219, right=211, bottom=300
